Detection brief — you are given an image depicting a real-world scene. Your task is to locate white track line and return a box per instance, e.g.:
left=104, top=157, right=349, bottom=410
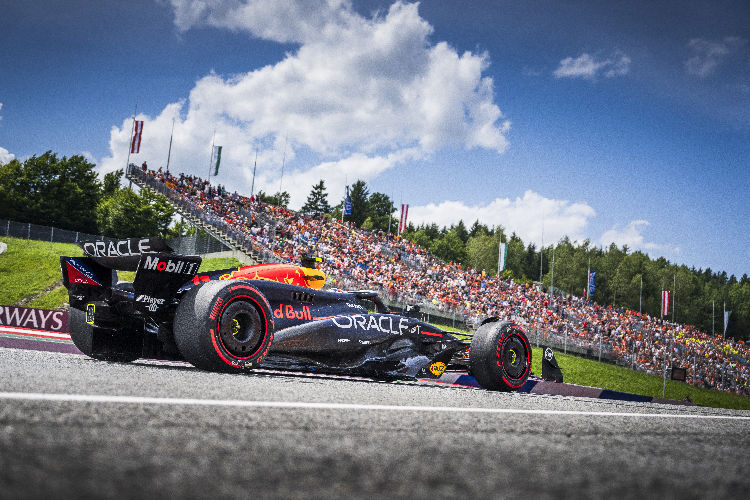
left=1, top=392, right=748, bottom=420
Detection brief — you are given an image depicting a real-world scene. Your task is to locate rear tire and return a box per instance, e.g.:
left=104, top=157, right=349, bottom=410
left=469, top=320, right=532, bottom=391
left=173, top=280, right=274, bottom=372
left=68, top=307, right=140, bottom=362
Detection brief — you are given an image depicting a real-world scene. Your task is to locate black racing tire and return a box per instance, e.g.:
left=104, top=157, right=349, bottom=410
left=173, top=280, right=274, bottom=372
left=469, top=320, right=532, bottom=391
left=68, top=307, right=140, bottom=362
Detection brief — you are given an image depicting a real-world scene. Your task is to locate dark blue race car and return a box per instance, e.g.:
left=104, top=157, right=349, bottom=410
left=61, top=237, right=532, bottom=391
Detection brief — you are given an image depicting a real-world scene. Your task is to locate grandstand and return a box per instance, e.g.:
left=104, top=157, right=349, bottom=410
left=125, top=165, right=750, bottom=397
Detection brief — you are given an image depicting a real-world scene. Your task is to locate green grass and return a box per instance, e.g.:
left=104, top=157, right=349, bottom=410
left=0, top=236, right=243, bottom=310
left=431, top=320, right=750, bottom=410
left=0, top=237, right=83, bottom=306
left=2, top=239, right=748, bottom=410
left=530, top=347, right=750, bottom=410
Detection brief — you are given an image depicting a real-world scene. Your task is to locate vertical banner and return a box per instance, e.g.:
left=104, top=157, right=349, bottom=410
left=724, top=310, right=731, bottom=336
left=497, top=242, right=508, bottom=273
left=344, top=186, right=352, bottom=215
left=213, top=145, right=222, bottom=175
left=587, top=271, right=596, bottom=298
left=130, top=120, right=144, bottom=154
left=399, top=204, right=409, bottom=233
left=661, top=290, right=670, bottom=317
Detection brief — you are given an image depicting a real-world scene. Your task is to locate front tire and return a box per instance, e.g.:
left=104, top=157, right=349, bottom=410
left=469, top=320, right=532, bottom=391
left=173, top=280, right=274, bottom=372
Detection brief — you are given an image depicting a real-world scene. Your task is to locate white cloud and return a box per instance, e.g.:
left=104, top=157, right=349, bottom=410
left=599, top=220, right=678, bottom=255
left=554, top=51, right=631, bottom=80
left=406, top=190, right=596, bottom=247
left=0, top=146, right=14, bottom=164
left=102, top=1, right=510, bottom=208
left=0, top=102, right=3, bottom=121
left=685, top=37, right=747, bottom=78
left=167, top=0, right=354, bottom=43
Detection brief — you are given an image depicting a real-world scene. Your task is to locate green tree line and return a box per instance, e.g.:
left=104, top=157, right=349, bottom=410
left=0, top=151, right=173, bottom=238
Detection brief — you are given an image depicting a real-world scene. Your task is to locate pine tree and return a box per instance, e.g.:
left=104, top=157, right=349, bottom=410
left=301, top=180, right=331, bottom=215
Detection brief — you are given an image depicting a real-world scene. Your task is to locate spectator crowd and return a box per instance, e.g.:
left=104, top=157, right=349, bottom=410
left=132, top=165, right=750, bottom=397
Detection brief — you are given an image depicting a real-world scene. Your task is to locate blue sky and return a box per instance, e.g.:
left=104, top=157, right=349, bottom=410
left=1, top=0, right=748, bottom=277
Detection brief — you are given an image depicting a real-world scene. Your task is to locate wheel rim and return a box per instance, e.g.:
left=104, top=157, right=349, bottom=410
left=501, top=334, right=528, bottom=380
left=218, top=302, right=264, bottom=358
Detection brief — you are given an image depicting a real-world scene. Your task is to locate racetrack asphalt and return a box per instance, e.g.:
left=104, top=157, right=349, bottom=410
left=2, top=346, right=750, bottom=499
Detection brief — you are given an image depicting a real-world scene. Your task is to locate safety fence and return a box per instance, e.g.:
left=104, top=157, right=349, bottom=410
left=0, top=218, right=229, bottom=256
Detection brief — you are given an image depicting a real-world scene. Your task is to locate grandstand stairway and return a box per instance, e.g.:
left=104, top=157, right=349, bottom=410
left=126, top=167, right=264, bottom=265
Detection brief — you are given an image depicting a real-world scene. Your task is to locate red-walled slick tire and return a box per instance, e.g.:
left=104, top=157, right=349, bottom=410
left=174, top=280, right=274, bottom=372
left=469, top=320, right=532, bottom=391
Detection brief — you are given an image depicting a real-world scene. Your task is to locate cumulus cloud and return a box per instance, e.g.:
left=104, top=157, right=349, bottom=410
left=554, top=51, right=631, bottom=80
left=406, top=190, right=596, bottom=247
left=0, top=147, right=14, bottom=164
left=599, top=220, right=678, bottom=255
left=102, top=1, right=510, bottom=208
left=685, top=36, right=747, bottom=78
left=168, top=0, right=354, bottom=43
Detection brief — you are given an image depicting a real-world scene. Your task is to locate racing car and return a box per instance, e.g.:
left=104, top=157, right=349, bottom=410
left=60, top=237, right=532, bottom=391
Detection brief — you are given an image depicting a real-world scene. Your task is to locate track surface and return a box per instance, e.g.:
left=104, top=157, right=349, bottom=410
left=2, top=346, right=750, bottom=499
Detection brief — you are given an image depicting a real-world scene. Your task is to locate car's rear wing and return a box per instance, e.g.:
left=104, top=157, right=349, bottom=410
left=61, top=237, right=202, bottom=314
left=76, top=237, right=174, bottom=272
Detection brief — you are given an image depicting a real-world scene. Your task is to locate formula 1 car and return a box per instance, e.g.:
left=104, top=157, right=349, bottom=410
left=60, top=237, right=532, bottom=391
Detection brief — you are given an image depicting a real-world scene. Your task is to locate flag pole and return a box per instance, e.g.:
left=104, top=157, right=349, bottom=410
left=550, top=244, right=555, bottom=295
left=207, top=130, right=216, bottom=181
left=672, top=273, right=677, bottom=323
left=539, top=212, right=544, bottom=284
left=639, top=274, right=642, bottom=314
left=166, top=117, right=175, bottom=174
left=250, top=149, right=258, bottom=200
left=278, top=133, right=288, bottom=204
left=126, top=104, right=137, bottom=188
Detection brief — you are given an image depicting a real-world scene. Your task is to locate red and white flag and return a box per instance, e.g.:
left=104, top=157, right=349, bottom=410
left=130, top=120, right=144, bottom=154
left=661, top=290, right=670, bottom=317
left=399, top=204, right=409, bottom=233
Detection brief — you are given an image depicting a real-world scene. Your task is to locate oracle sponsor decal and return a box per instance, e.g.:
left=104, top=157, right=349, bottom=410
left=331, top=314, right=409, bottom=335
left=82, top=238, right=154, bottom=258
left=0, top=306, right=67, bottom=332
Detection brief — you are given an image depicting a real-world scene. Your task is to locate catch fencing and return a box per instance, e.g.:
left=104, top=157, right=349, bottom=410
left=0, top=218, right=229, bottom=256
